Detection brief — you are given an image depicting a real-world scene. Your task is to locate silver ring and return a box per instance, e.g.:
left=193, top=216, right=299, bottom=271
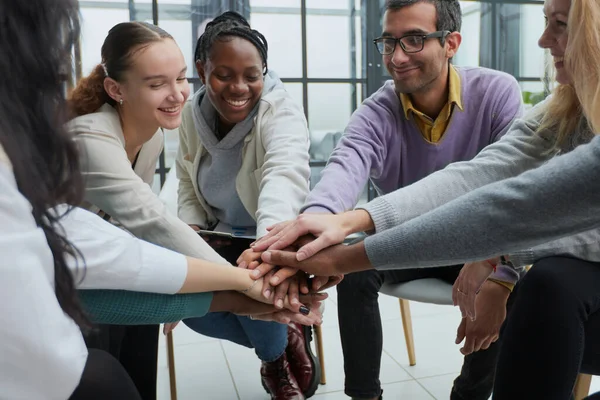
left=457, top=288, right=468, bottom=295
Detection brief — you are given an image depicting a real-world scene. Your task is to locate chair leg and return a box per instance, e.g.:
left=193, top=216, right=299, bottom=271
left=573, top=373, right=592, bottom=400
left=399, top=299, right=416, bottom=366
left=166, top=331, right=178, bottom=400
left=313, top=324, right=327, bottom=385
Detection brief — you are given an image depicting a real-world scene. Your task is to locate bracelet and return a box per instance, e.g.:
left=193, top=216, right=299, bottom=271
left=240, top=279, right=260, bottom=293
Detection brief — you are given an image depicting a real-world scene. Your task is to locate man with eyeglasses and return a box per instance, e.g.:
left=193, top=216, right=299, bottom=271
left=301, top=1, right=523, bottom=399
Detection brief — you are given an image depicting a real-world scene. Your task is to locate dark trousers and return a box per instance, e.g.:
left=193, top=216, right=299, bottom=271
left=337, top=265, right=515, bottom=400
left=84, top=324, right=159, bottom=400
left=494, top=257, right=600, bottom=400
left=69, top=349, right=142, bottom=400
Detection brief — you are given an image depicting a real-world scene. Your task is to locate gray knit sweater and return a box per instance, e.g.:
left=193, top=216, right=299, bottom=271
left=360, top=106, right=600, bottom=280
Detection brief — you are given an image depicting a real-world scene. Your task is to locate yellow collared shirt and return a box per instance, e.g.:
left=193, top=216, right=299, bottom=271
left=400, top=66, right=463, bottom=143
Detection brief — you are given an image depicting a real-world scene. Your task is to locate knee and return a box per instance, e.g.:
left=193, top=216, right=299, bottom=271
left=517, top=257, right=579, bottom=309
left=337, top=269, right=382, bottom=299
left=520, top=258, right=566, bottom=293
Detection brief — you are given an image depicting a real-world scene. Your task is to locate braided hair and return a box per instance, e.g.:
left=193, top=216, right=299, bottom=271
left=194, top=11, right=268, bottom=75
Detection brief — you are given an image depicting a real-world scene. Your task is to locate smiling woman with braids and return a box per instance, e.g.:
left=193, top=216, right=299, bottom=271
left=176, top=11, right=321, bottom=400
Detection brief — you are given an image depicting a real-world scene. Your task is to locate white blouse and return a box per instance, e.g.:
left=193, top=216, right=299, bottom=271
left=0, top=152, right=187, bottom=399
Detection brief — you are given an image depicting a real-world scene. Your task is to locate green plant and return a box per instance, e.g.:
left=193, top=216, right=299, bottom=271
left=522, top=90, right=546, bottom=106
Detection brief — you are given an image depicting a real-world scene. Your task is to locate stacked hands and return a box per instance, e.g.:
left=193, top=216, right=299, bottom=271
left=246, top=213, right=513, bottom=358
left=194, top=213, right=512, bottom=359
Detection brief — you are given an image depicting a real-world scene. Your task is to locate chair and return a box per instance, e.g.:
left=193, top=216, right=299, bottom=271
left=379, top=277, right=592, bottom=398
left=379, top=278, right=454, bottom=366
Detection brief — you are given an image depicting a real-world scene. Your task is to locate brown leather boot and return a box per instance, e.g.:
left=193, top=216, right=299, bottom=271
left=286, top=323, right=321, bottom=398
left=260, top=352, right=305, bottom=400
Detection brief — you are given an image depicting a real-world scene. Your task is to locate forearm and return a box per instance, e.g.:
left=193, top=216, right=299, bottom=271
left=363, top=135, right=600, bottom=270
left=79, top=289, right=214, bottom=324
left=339, top=209, right=376, bottom=236
left=178, top=257, right=255, bottom=293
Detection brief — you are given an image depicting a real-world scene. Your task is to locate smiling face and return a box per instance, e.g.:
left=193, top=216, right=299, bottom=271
left=382, top=2, right=459, bottom=95
left=108, top=38, right=190, bottom=131
left=197, top=36, right=264, bottom=131
left=538, top=0, right=571, bottom=85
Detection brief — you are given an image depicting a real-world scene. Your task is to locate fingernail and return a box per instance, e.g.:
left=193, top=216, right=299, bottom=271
left=239, top=261, right=247, bottom=269
left=291, top=298, right=299, bottom=305
left=252, top=269, right=260, bottom=277
left=297, top=252, right=306, bottom=261
left=271, top=276, right=280, bottom=285
left=263, top=251, right=271, bottom=262
left=299, top=305, right=310, bottom=315
left=276, top=299, right=284, bottom=308
left=264, top=289, right=271, bottom=299
left=250, top=241, right=256, bottom=247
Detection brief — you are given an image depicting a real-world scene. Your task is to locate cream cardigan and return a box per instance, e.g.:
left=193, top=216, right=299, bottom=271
left=176, top=87, right=311, bottom=238
left=68, top=104, right=226, bottom=264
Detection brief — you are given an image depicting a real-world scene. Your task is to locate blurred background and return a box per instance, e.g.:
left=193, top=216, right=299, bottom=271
left=71, top=0, right=550, bottom=200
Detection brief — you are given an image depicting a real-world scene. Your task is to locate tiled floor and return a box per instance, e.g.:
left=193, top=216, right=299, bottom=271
left=156, top=287, right=600, bottom=400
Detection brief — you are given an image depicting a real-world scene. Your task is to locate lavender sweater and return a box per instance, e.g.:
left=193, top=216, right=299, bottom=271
left=303, top=67, right=523, bottom=214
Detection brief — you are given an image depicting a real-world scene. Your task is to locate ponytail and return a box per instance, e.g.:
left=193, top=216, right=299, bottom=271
left=68, top=64, right=113, bottom=117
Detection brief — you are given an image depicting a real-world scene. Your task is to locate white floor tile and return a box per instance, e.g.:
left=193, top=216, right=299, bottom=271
left=220, top=339, right=268, bottom=400
left=379, top=380, right=435, bottom=399
left=158, top=322, right=221, bottom=349
left=418, top=373, right=458, bottom=399
left=155, top=302, right=473, bottom=400
left=159, top=341, right=238, bottom=400
left=589, top=376, right=600, bottom=396
left=312, top=390, right=348, bottom=399
left=382, top=311, right=464, bottom=379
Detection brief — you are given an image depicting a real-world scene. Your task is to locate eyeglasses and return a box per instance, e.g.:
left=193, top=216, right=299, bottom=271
left=373, top=31, right=451, bottom=55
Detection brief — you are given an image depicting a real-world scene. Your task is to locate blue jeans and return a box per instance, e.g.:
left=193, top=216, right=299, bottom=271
left=183, top=313, right=288, bottom=362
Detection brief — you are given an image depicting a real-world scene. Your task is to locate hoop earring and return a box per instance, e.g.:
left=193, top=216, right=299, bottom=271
left=119, top=99, right=124, bottom=106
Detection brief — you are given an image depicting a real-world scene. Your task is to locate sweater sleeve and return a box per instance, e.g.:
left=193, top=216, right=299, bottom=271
left=301, top=98, right=392, bottom=214
left=509, top=227, right=600, bottom=268
left=79, top=290, right=213, bottom=325
left=255, top=99, right=311, bottom=238
left=74, top=130, right=227, bottom=264
left=490, top=75, right=525, bottom=142
left=362, top=134, right=600, bottom=270
left=360, top=114, right=554, bottom=232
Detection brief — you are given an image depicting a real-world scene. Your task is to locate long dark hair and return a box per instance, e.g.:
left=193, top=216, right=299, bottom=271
left=69, top=22, right=173, bottom=116
left=0, top=0, right=90, bottom=329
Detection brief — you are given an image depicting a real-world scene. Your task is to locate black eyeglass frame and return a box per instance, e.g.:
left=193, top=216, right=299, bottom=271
left=373, top=30, right=451, bottom=55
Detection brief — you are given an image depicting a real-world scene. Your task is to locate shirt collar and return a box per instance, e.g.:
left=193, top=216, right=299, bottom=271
left=399, top=65, right=463, bottom=120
